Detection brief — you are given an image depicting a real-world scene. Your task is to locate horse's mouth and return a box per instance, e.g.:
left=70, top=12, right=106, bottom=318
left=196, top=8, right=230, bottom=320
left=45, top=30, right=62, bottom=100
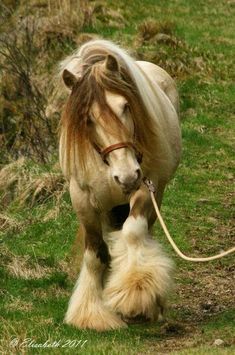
left=122, top=182, right=141, bottom=195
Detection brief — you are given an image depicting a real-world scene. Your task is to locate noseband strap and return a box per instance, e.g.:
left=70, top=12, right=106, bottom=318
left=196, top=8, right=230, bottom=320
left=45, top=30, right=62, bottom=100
left=94, top=142, right=143, bottom=165
left=101, top=142, right=135, bottom=160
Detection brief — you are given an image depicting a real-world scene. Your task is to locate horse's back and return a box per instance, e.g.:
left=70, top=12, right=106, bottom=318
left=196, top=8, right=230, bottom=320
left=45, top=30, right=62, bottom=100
left=136, top=61, right=179, bottom=115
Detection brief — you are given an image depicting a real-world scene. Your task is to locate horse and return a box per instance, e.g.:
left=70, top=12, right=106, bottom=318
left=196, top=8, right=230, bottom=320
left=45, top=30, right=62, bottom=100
left=58, top=39, right=181, bottom=331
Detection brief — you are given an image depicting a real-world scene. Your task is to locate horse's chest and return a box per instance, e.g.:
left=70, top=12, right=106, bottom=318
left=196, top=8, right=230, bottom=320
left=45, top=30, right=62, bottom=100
left=89, top=180, right=128, bottom=212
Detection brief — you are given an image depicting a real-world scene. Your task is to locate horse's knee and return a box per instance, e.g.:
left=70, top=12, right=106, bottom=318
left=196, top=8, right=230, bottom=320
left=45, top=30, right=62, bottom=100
left=129, top=185, right=156, bottom=228
left=83, top=249, right=104, bottom=272
left=70, top=226, right=84, bottom=273
left=85, top=235, right=110, bottom=265
left=122, top=215, right=148, bottom=245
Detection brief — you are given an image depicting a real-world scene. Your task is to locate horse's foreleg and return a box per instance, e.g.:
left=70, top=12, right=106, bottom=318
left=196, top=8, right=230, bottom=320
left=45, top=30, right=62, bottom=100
left=104, top=184, right=173, bottom=322
left=69, top=226, right=84, bottom=279
left=65, top=217, right=126, bottom=331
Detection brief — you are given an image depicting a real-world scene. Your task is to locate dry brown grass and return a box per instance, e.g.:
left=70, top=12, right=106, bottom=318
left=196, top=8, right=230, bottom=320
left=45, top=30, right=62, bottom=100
left=0, top=213, right=23, bottom=233
left=31, top=284, right=70, bottom=299
left=0, top=158, right=67, bottom=209
left=0, top=158, right=25, bottom=193
left=0, top=245, right=52, bottom=279
left=0, top=158, right=68, bottom=232
left=7, top=298, right=33, bottom=312
left=46, top=0, right=97, bottom=31
left=138, top=19, right=175, bottom=42
left=1, top=245, right=71, bottom=282
left=135, top=18, right=214, bottom=80
left=19, top=171, right=65, bottom=207
left=0, top=317, right=28, bottom=355
left=0, top=1, right=96, bottom=164
left=6, top=255, right=52, bottom=279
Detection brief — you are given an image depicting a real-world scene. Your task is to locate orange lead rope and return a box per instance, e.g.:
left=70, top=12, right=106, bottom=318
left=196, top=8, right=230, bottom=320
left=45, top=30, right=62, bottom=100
left=143, top=178, right=235, bottom=262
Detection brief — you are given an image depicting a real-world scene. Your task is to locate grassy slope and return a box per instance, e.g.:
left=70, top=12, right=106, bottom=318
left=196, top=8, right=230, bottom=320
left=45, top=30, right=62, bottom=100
left=1, top=0, right=234, bottom=354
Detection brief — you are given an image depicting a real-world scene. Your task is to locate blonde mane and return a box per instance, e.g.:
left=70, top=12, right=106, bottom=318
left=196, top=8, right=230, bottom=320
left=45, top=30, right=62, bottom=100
left=59, top=40, right=167, bottom=178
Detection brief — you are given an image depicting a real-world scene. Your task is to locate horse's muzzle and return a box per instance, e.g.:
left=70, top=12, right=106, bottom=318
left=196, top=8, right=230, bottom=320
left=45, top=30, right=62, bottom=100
left=114, top=168, right=142, bottom=193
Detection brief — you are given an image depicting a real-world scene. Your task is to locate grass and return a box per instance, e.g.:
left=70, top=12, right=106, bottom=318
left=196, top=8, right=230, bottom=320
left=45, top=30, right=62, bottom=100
left=0, top=0, right=235, bottom=354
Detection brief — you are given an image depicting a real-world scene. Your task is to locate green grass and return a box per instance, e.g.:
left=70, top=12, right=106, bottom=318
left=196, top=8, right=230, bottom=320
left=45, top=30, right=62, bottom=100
left=1, top=0, right=235, bottom=354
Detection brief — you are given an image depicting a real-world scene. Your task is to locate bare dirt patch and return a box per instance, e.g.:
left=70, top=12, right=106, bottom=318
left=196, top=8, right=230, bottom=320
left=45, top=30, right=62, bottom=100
left=137, top=262, right=234, bottom=354
left=174, top=265, right=234, bottom=324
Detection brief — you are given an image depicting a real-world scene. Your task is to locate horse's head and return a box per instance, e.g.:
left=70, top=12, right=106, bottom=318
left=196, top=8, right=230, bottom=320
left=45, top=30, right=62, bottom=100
left=90, top=90, right=143, bottom=193
left=62, top=54, right=146, bottom=193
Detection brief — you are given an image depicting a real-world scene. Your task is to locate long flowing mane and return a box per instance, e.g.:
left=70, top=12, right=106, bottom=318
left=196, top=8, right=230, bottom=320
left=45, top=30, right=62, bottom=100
left=59, top=40, right=167, bottom=177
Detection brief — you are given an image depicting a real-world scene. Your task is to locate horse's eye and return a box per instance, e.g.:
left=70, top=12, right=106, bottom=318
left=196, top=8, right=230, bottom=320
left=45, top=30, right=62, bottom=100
left=123, top=103, right=130, bottom=114
left=87, top=116, right=93, bottom=125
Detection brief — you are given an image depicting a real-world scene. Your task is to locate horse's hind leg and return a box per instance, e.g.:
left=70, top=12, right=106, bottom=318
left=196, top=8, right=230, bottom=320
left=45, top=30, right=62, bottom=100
left=104, top=184, right=172, bottom=323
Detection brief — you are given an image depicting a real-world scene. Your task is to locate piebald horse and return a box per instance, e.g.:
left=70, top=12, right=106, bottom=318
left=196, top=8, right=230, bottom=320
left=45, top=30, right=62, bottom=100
left=59, top=40, right=181, bottom=331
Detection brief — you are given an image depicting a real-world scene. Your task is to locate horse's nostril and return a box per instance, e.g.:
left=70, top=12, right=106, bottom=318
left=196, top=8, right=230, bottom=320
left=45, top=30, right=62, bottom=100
left=114, top=170, right=141, bottom=189
left=114, top=175, right=121, bottom=185
left=136, top=169, right=141, bottom=181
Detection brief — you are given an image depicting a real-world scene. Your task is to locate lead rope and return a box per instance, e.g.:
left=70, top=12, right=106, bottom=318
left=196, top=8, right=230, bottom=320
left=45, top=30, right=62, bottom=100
left=143, top=178, right=235, bottom=262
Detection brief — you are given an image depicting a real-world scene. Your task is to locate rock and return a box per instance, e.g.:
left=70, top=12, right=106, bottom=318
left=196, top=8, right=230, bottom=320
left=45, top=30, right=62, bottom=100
left=185, top=108, right=197, bottom=118
left=207, top=217, right=218, bottom=224
left=150, top=33, right=178, bottom=46
left=201, top=300, right=214, bottom=311
left=213, top=339, right=224, bottom=346
left=197, top=198, right=210, bottom=204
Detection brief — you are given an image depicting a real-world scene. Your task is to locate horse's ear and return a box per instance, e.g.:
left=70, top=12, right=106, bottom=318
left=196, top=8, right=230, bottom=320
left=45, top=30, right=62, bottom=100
left=105, top=54, right=119, bottom=72
left=62, top=69, right=78, bottom=89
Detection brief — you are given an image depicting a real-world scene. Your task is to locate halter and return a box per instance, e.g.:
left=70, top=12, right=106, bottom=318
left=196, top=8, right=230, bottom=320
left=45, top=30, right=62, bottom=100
left=93, top=141, right=143, bottom=165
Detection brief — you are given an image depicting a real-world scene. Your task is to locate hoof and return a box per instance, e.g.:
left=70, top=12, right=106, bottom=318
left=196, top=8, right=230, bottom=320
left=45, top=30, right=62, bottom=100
left=104, top=270, right=164, bottom=321
left=122, top=314, right=150, bottom=324
left=65, top=304, right=127, bottom=331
